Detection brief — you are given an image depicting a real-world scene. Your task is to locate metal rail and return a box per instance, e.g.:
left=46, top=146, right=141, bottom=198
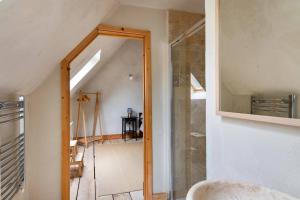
left=170, top=18, right=205, bottom=47
left=251, top=94, right=296, bottom=118
left=0, top=100, right=24, bottom=125
left=0, top=134, right=25, bottom=200
left=0, top=99, right=25, bottom=200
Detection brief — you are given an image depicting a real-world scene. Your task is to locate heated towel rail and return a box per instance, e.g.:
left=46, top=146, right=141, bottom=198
left=0, top=99, right=25, bottom=200
left=251, top=94, right=296, bottom=118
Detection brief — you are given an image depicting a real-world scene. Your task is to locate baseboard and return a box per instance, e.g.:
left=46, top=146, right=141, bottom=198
left=76, top=132, right=144, bottom=141
left=153, top=193, right=168, bottom=200
left=102, top=134, right=122, bottom=140
left=76, top=134, right=122, bottom=141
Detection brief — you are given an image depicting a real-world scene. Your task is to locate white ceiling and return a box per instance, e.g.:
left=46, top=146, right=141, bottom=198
left=0, top=0, right=204, bottom=96
left=0, top=0, right=118, bottom=96
left=118, top=0, right=205, bottom=14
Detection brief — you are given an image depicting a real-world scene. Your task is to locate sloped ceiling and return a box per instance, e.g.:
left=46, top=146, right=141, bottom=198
left=0, top=0, right=205, bottom=97
left=0, top=0, right=118, bottom=96
left=118, top=0, right=205, bottom=14
left=221, top=0, right=300, bottom=96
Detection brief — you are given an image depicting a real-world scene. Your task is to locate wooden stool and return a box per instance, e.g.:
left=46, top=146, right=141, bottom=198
left=70, top=140, right=78, bottom=162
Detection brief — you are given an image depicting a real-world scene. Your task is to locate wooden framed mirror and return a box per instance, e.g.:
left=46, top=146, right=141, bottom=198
left=216, top=0, right=300, bottom=127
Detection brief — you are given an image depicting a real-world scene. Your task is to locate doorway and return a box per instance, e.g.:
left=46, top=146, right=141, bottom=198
left=61, top=25, right=152, bottom=200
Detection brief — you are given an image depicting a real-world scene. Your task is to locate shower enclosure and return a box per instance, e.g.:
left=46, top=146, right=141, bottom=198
left=170, top=19, right=206, bottom=200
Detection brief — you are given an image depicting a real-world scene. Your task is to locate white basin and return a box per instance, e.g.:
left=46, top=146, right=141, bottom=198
left=186, top=181, right=299, bottom=200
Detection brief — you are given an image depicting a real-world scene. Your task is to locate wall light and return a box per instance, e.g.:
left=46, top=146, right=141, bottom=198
left=129, top=74, right=133, bottom=80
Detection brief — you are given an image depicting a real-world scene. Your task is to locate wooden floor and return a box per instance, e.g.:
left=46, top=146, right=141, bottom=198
left=99, top=190, right=143, bottom=200
left=70, top=146, right=95, bottom=200
left=70, top=139, right=143, bottom=200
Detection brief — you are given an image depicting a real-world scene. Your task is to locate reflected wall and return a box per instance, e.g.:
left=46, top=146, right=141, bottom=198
left=220, top=0, right=300, bottom=119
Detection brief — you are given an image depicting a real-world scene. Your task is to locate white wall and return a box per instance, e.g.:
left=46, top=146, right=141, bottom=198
left=73, top=40, right=143, bottom=136
left=25, top=69, right=61, bottom=200
left=22, top=1, right=119, bottom=199
left=104, top=5, right=170, bottom=193
left=0, top=0, right=117, bottom=95
left=26, top=5, right=170, bottom=199
left=206, top=0, right=300, bottom=198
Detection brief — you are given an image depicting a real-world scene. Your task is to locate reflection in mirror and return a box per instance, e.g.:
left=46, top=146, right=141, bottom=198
left=219, top=0, right=300, bottom=119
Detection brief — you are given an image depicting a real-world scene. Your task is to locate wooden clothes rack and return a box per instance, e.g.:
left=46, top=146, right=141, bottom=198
left=75, top=91, right=104, bottom=147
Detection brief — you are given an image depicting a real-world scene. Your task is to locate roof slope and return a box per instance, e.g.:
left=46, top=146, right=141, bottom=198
left=0, top=0, right=118, bottom=96
left=118, top=0, right=205, bottom=14
left=221, top=0, right=300, bottom=96
left=0, top=0, right=205, bottom=97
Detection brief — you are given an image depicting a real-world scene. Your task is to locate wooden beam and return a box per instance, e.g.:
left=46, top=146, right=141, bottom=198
left=61, top=61, right=70, bottom=200
left=143, top=32, right=153, bottom=200
left=62, top=28, right=99, bottom=64
left=98, top=24, right=147, bottom=40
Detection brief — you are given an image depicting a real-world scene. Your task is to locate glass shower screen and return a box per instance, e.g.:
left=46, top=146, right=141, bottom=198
left=170, top=24, right=206, bottom=200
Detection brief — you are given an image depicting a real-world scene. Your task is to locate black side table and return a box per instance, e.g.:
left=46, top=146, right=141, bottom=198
left=121, top=116, right=138, bottom=141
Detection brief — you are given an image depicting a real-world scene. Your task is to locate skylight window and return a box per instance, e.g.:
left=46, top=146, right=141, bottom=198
left=70, top=50, right=101, bottom=90
left=191, top=73, right=206, bottom=99
left=191, top=73, right=203, bottom=91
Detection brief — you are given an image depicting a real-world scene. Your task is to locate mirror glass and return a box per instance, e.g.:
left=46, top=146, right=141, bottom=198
left=219, top=0, right=300, bottom=119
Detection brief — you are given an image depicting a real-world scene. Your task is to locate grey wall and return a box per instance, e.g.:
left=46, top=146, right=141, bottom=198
left=72, top=40, right=143, bottom=136
left=206, top=0, right=300, bottom=198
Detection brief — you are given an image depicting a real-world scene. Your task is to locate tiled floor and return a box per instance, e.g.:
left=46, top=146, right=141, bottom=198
left=98, top=190, right=143, bottom=200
